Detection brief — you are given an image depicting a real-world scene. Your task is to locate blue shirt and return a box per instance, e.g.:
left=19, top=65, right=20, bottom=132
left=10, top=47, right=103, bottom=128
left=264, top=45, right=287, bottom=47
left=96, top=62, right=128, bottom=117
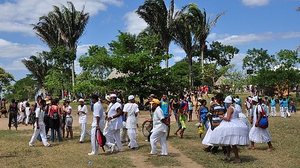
left=270, top=99, right=276, bottom=107
left=282, top=100, right=288, bottom=108
left=160, top=100, right=169, bottom=117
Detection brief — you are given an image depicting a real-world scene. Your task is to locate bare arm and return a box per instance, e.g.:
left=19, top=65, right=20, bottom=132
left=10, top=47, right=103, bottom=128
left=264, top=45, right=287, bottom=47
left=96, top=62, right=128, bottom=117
left=222, top=107, right=233, bottom=121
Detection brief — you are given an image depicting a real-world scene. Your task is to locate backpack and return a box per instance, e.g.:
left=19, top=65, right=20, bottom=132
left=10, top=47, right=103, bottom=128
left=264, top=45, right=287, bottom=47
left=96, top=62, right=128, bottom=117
left=50, top=106, right=59, bottom=120
left=96, top=129, right=106, bottom=152
left=257, top=105, right=268, bottom=129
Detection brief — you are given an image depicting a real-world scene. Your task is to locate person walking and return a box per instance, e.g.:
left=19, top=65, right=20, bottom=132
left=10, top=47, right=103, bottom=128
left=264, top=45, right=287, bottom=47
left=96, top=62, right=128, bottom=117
left=270, top=96, right=277, bottom=117
left=88, top=94, right=108, bottom=155
left=209, top=96, right=249, bottom=163
left=104, top=94, right=123, bottom=152
left=149, top=99, right=168, bottom=156
left=29, top=99, right=51, bottom=147
left=78, top=98, right=88, bottom=143
left=8, top=99, right=18, bottom=130
left=123, top=95, right=139, bottom=149
left=249, top=96, right=274, bottom=151
left=25, top=102, right=31, bottom=126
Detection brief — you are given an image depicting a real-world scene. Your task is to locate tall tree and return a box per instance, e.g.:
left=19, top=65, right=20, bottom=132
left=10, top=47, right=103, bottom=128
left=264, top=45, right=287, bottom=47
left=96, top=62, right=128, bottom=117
left=172, top=5, right=196, bottom=89
left=137, top=0, right=175, bottom=67
left=22, top=53, right=51, bottom=89
left=188, top=4, right=223, bottom=75
left=33, top=1, right=89, bottom=92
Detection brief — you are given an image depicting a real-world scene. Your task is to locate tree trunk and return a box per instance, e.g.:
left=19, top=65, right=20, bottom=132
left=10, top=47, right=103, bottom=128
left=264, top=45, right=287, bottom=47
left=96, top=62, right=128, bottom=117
left=188, top=55, right=193, bottom=90
left=71, top=61, right=75, bottom=98
left=165, top=48, right=169, bottom=68
left=201, top=48, right=204, bottom=84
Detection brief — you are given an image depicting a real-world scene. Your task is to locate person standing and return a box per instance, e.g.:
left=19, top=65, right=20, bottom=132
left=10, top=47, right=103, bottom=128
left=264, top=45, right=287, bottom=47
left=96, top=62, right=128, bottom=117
left=48, top=98, right=62, bottom=142
left=270, top=96, right=277, bottom=117
left=89, top=94, right=107, bottom=155
left=78, top=98, right=88, bottom=143
left=25, top=102, right=31, bottom=126
left=8, top=99, right=18, bottom=130
left=249, top=97, right=273, bottom=151
left=202, top=93, right=226, bottom=154
left=149, top=99, right=168, bottom=156
left=123, top=95, right=139, bottom=149
left=65, top=101, right=73, bottom=139
left=187, top=98, right=193, bottom=122
left=104, top=94, right=123, bottom=152
left=29, top=99, right=51, bottom=147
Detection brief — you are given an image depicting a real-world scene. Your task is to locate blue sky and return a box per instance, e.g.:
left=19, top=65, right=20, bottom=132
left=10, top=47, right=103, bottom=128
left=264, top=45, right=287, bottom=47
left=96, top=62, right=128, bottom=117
left=0, top=0, right=299, bottom=80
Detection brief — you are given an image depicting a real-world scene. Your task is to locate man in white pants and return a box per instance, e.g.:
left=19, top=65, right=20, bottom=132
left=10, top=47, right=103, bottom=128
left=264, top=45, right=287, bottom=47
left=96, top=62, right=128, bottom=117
left=78, top=99, right=88, bottom=143
left=123, top=95, right=139, bottom=149
left=88, top=95, right=106, bottom=155
left=149, top=99, right=168, bottom=156
left=29, top=99, right=50, bottom=147
left=104, top=94, right=123, bottom=152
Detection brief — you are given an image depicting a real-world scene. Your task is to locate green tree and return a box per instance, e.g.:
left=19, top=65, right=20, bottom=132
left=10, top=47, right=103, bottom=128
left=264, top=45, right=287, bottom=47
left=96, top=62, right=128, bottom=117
left=33, top=1, right=89, bottom=92
left=243, top=48, right=276, bottom=73
left=22, top=53, right=51, bottom=88
left=137, top=0, right=175, bottom=67
left=188, top=4, right=223, bottom=75
left=5, top=76, right=37, bottom=101
left=206, top=41, right=239, bottom=66
left=0, top=67, right=14, bottom=98
left=172, top=6, right=196, bottom=89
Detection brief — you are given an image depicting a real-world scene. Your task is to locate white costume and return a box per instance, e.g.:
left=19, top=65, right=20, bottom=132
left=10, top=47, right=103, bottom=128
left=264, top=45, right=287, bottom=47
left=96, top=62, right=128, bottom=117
left=123, top=102, right=139, bottom=148
left=104, top=102, right=123, bottom=151
left=29, top=107, right=50, bottom=147
left=25, top=107, right=31, bottom=125
left=78, top=104, right=88, bottom=142
left=208, top=105, right=249, bottom=146
left=249, top=105, right=272, bottom=143
left=90, top=101, right=105, bottom=154
left=150, top=106, right=168, bottom=155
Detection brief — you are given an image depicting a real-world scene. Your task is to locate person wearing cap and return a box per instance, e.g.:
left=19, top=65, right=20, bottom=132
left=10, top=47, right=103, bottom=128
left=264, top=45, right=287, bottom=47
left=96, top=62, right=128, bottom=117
left=78, top=98, right=88, bottom=143
left=104, top=93, right=123, bottom=152
left=123, top=95, right=139, bottom=149
left=208, top=95, right=249, bottom=163
left=248, top=96, right=274, bottom=151
left=149, top=98, right=168, bottom=156
left=88, top=94, right=106, bottom=155
left=202, top=93, right=226, bottom=154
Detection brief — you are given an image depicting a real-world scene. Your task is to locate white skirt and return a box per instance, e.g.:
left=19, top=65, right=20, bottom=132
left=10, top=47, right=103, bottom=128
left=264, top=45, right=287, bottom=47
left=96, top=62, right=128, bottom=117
left=249, top=126, right=271, bottom=143
left=208, top=119, right=250, bottom=146
left=202, top=123, right=213, bottom=146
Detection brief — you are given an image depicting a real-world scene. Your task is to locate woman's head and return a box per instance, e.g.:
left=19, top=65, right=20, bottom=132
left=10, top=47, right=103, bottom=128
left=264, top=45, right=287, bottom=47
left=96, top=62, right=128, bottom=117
left=201, top=99, right=207, bottom=106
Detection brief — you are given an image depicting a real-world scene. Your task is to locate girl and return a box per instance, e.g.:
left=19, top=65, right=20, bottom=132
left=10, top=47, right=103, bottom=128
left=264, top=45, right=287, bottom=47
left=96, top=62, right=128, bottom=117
left=65, top=100, right=73, bottom=139
left=209, top=96, right=249, bottom=163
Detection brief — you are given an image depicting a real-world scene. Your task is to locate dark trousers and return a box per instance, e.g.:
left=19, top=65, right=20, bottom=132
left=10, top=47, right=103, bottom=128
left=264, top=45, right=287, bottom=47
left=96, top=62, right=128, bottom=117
left=8, top=113, right=18, bottom=129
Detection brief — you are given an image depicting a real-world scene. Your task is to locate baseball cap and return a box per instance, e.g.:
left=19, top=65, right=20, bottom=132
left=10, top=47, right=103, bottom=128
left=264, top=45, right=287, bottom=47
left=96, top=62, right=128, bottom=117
left=150, top=99, right=160, bottom=105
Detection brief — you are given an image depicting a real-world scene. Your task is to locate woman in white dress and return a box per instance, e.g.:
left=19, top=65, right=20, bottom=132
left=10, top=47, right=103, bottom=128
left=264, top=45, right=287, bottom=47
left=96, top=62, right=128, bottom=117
left=209, top=96, right=249, bottom=163
left=248, top=96, right=273, bottom=151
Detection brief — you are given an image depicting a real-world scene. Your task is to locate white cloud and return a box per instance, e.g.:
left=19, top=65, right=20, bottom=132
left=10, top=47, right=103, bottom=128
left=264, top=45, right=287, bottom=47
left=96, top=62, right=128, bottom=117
left=0, top=59, right=27, bottom=71
left=210, top=32, right=300, bottom=45
left=172, top=47, right=185, bottom=54
left=124, top=10, right=148, bottom=34
left=173, top=56, right=184, bottom=62
left=0, top=38, right=46, bottom=58
left=77, top=44, right=93, bottom=56
left=0, top=0, right=123, bottom=35
left=230, top=53, right=246, bottom=70
left=242, top=0, right=270, bottom=6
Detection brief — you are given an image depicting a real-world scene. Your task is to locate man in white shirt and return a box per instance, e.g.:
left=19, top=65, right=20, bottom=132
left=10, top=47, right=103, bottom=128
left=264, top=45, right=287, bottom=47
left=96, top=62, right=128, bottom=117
left=149, top=99, right=168, bottom=156
left=29, top=99, right=50, bottom=147
left=78, top=98, right=88, bottom=143
left=88, top=95, right=105, bottom=155
left=123, top=95, right=139, bottom=149
left=104, top=94, right=123, bottom=152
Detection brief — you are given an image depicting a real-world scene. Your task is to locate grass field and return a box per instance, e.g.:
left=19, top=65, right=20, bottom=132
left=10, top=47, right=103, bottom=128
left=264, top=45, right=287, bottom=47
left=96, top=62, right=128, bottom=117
left=0, top=97, right=300, bottom=168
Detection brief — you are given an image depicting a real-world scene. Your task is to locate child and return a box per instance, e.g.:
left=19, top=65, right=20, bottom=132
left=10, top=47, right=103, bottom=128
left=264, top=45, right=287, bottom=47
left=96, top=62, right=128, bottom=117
left=198, top=100, right=209, bottom=138
left=65, top=106, right=73, bottom=139
left=290, top=98, right=296, bottom=113
left=25, top=102, right=31, bottom=126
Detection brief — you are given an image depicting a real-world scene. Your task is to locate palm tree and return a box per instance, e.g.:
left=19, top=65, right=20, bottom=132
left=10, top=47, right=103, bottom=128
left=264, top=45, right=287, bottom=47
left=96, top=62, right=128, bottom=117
left=22, top=53, right=51, bottom=89
left=188, top=4, right=223, bottom=75
left=172, top=6, right=196, bottom=89
left=137, top=0, right=175, bottom=68
left=33, top=1, right=89, bottom=92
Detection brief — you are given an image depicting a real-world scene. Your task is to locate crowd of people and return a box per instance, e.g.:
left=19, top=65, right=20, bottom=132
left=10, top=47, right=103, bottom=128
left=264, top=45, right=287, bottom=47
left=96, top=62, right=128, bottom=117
left=1, top=91, right=297, bottom=163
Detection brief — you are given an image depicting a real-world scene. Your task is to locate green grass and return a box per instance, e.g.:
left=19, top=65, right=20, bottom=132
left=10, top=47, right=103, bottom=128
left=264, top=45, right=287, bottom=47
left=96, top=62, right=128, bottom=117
left=168, top=113, right=300, bottom=168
